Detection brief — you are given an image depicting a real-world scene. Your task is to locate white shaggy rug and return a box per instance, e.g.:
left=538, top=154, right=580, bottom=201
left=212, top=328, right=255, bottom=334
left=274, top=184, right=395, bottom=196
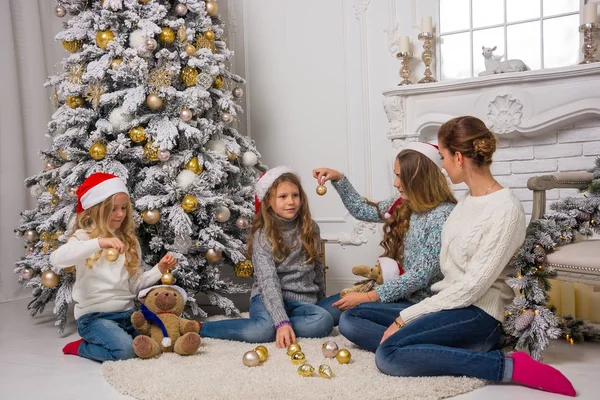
left=102, top=315, right=486, bottom=400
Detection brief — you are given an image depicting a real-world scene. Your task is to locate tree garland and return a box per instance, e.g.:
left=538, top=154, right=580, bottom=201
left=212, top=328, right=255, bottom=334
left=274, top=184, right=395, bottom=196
left=502, top=157, right=600, bottom=360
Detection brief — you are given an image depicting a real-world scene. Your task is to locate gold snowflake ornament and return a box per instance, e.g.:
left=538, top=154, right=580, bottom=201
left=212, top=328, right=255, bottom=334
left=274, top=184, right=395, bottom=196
left=148, top=66, right=174, bottom=89
left=85, top=83, right=105, bottom=110
left=194, top=34, right=217, bottom=54
left=67, top=64, right=84, bottom=84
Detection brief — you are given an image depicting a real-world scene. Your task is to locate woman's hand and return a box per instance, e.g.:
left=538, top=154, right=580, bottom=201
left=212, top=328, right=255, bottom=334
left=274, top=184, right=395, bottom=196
left=98, top=237, right=125, bottom=253
left=157, top=253, right=178, bottom=274
left=332, top=292, right=371, bottom=311
left=312, top=168, right=343, bottom=185
left=380, top=316, right=405, bottom=344
left=276, top=324, right=296, bottom=348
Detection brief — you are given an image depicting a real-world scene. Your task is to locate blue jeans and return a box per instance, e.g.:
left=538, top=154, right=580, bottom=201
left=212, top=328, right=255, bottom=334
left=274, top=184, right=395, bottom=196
left=338, top=300, right=414, bottom=352
left=200, top=295, right=334, bottom=343
left=352, top=305, right=509, bottom=381
left=315, top=293, right=343, bottom=326
left=76, top=309, right=137, bottom=362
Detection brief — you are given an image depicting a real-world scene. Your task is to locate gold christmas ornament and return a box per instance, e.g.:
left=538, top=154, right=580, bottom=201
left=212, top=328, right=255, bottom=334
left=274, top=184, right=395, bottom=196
left=177, top=26, right=187, bottom=42
left=146, top=93, right=163, bottom=110
left=322, top=341, right=339, bottom=358
left=205, top=248, right=223, bottom=263
left=185, top=44, right=196, bottom=55
left=214, top=75, right=224, bottom=88
left=105, top=248, right=119, bottom=262
left=148, top=66, right=174, bottom=89
left=143, top=141, right=160, bottom=161
left=129, top=126, right=146, bottom=143
left=67, top=64, right=84, bottom=84
left=297, top=363, right=315, bottom=377
left=242, top=350, right=260, bottom=367
left=62, top=40, right=83, bottom=53
left=142, top=209, right=161, bottom=224
left=204, top=30, right=215, bottom=41
left=139, top=0, right=151, bottom=3
left=286, top=343, right=302, bottom=356
left=182, top=194, right=199, bottom=213
left=158, top=27, right=175, bottom=45
left=66, top=95, right=84, bottom=109
left=194, top=34, right=217, bottom=53
left=316, top=185, right=327, bottom=196
left=161, top=270, right=174, bottom=285
left=227, top=152, right=238, bottom=161
left=41, top=270, right=60, bottom=288
left=318, top=364, right=334, bottom=379
left=234, top=260, right=254, bottom=278
left=205, top=0, right=219, bottom=16
left=180, top=66, right=199, bottom=87
left=335, top=348, right=351, bottom=364
left=291, top=351, right=306, bottom=365
left=84, top=83, right=105, bottom=110
left=57, top=149, right=68, bottom=160
left=254, top=348, right=268, bottom=363
left=89, top=142, right=107, bottom=160
left=254, top=345, right=268, bottom=358
left=96, top=30, right=115, bottom=49
left=185, top=157, right=203, bottom=174
left=111, top=58, right=123, bottom=69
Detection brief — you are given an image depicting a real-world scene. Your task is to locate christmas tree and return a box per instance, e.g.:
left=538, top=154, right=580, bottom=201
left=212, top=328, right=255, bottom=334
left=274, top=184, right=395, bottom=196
left=14, top=0, right=262, bottom=332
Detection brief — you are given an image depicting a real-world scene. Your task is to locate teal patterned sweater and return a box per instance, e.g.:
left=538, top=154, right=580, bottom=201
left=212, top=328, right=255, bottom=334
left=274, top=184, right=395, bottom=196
left=332, top=176, right=455, bottom=303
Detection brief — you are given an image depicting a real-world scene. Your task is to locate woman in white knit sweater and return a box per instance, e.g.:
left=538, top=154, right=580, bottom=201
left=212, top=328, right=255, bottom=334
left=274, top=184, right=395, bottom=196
left=346, top=116, right=576, bottom=397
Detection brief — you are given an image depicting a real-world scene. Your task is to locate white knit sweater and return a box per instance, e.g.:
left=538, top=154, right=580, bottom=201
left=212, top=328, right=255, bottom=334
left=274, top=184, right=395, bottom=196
left=400, top=188, right=526, bottom=324
left=49, top=229, right=162, bottom=319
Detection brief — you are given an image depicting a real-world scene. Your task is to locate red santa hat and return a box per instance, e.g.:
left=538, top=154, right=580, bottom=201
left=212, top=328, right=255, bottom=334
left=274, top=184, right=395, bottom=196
left=254, top=166, right=293, bottom=213
left=378, top=257, right=404, bottom=283
left=76, top=172, right=129, bottom=214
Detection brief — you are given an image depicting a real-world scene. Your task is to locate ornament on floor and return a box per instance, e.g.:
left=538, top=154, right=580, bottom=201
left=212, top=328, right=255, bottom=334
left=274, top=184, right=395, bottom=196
left=318, top=364, right=334, bottom=379
left=62, top=40, right=82, bottom=53
left=158, top=27, right=175, bottom=45
left=242, top=350, right=260, bottom=367
left=143, top=141, right=160, bottom=161
left=297, top=363, right=315, bottom=377
left=146, top=93, right=163, bottom=110
left=205, top=248, right=223, bottom=263
left=66, top=95, right=84, bottom=109
left=180, top=108, right=193, bottom=121
left=232, top=86, right=244, bottom=99
left=96, top=30, right=115, bottom=49
left=286, top=343, right=301, bottom=356
left=205, top=0, right=219, bottom=16
left=214, top=75, right=224, bottom=88
left=221, top=112, right=233, bottom=124
left=216, top=206, right=231, bottom=222
left=235, top=216, right=249, bottom=229
left=291, top=351, right=306, bottom=365
left=161, top=269, right=174, bottom=285
left=89, top=142, right=107, bottom=160
left=234, top=260, right=253, bottom=278
left=145, top=38, right=158, bottom=51
left=205, top=139, right=227, bottom=156
left=158, top=149, right=171, bottom=162
left=322, top=341, right=339, bottom=358
left=316, top=185, right=327, bottom=196
left=104, top=248, right=119, bottom=262
left=186, top=157, right=203, bottom=174
left=335, top=348, right=351, bottom=364
left=254, top=345, right=268, bottom=359
left=111, top=59, right=123, bottom=69
left=241, top=151, right=257, bottom=167
left=176, top=170, right=197, bottom=189
left=174, top=3, right=188, bottom=16
left=20, top=267, right=35, bottom=280
left=181, top=194, right=199, bottom=213
left=41, top=270, right=60, bottom=288
left=55, top=4, right=67, bottom=18
left=129, top=126, right=146, bottom=143
left=254, top=347, right=268, bottom=363
left=185, top=44, right=196, bottom=55
left=142, top=209, right=161, bottom=225
left=180, top=66, right=199, bottom=87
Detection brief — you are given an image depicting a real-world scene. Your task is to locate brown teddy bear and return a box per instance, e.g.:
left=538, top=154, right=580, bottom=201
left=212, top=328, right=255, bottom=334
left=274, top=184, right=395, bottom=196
left=340, top=257, right=404, bottom=297
left=131, top=285, right=201, bottom=359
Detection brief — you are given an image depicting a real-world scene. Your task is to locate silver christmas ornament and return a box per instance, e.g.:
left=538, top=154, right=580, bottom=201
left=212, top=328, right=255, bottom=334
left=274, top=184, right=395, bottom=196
left=180, top=108, right=193, bottom=121
left=232, top=86, right=244, bottom=98
left=20, top=267, right=35, bottom=280
left=235, top=217, right=249, bottom=229
left=242, top=350, right=260, bottom=367
left=145, top=38, right=158, bottom=51
left=44, top=162, right=57, bottom=171
left=174, top=3, right=188, bottom=16
left=68, top=187, right=78, bottom=198
left=24, top=230, right=39, bottom=242
left=196, top=73, right=213, bottom=89
left=216, top=206, right=231, bottom=223
left=158, top=149, right=171, bottom=162
left=221, top=112, right=233, bottom=123
left=55, top=4, right=67, bottom=18
left=241, top=151, right=258, bottom=167
left=322, top=341, right=339, bottom=358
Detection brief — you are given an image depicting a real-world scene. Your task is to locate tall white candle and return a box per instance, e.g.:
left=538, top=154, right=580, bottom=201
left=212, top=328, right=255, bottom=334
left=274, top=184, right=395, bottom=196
left=574, top=283, right=591, bottom=320
left=398, top=36, right=410, bottom=53
left=421, top=16, right=433, bottom=33
left=583, top=2, right=598, bottom=24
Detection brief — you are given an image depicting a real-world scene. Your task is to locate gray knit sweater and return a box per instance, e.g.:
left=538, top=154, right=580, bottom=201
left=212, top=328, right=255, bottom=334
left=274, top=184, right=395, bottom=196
left=250, top=217, right=325, bottom=327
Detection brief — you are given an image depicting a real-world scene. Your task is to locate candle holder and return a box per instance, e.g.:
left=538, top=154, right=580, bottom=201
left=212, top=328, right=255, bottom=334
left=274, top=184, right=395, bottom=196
left=579, top=22, right=599, bottom=64
left=397, top=51, right=413, bottom=85
left=417, top=32, right=437, bottom=83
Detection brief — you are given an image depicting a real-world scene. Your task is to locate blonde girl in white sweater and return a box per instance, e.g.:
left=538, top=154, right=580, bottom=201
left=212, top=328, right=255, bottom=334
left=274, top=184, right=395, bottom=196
left=50, top=173, right=177, bottom=362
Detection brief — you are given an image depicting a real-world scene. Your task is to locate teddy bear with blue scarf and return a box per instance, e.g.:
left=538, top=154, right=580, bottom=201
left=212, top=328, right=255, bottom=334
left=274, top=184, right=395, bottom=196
left=131, top=285, right=201, bottom=359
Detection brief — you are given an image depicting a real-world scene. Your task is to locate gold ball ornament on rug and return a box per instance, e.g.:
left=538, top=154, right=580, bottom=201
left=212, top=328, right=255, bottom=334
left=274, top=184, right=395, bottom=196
left=129, top=126, right=146, bottom=143
left=242, top=350, right=260, bottom=367
left=96, top=30, right=115, bottom=49
left=20, top=267, right=35, bottom=280
left=41, top=270, right=60, bottom=288
left=111, top=58, right=123, bottom=69
left=254, top=345, right=268, bottom=358
left=205, top=0, right=219, bottom=16
left=185, top=157, right=203, bottom=174
left=291, top=351, right=306, bottom=365
left=89, top=142, right=107, bottom=160
left=322, top=341, right=339, bottom=358
left=158, top=27, right=175, bottom=45
left=254, top=348, right=268, bottom=363
left=204, top=30, right=215, bottom=41
left=104, top=248, right=120, bottom=262
left=66, top=95, right=84, bottom=109
left=62, top=40, right=82, bottom=53
left=180, top=66, right=199, bottom=87
left=146, top=93, right=163, bottom=110
left=297, top=363, right=315, bottom=377
left=205, top=248, right=223, bottom=263
left=286, top=343, right=301, bottom=356
left=142, top=209, right=161, bottom=224
left=181, top=194, right=199, bottom=213
left=161, top=270, right=174, bottom=285
left=185, top=44, right=196, bottom=55
left=234, top=260, right=253, bottom=278
left=335, top=348, right=351, bottom=364
left=318, top=364, right=334, bottom=379
left=316, top=185, right=327, bottom=196
left=143, top=142, right=160, bottom=161
left=214, top=75, right=224, bottom=89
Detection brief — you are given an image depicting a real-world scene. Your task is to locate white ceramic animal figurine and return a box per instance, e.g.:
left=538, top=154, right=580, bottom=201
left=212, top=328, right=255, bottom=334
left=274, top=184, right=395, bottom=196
left=479, top=46, right=529, bottom=76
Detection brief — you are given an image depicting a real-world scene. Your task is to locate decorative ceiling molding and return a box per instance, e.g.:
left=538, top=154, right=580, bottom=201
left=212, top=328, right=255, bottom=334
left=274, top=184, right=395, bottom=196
left=354, top=0, right=371, bottom=20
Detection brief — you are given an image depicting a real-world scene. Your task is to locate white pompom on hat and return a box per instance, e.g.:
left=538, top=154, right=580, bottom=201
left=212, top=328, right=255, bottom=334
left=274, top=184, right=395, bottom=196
left=378, top=257, right=405, bottom=283
left=254, top=166, right=293, bottom=213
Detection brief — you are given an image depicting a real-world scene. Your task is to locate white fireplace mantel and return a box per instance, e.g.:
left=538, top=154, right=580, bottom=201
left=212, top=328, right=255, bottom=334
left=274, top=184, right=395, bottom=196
left=383, top=63, right=600, bottom=148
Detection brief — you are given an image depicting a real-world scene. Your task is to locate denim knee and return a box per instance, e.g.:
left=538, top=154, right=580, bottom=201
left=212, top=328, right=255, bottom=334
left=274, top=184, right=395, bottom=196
left=295, top=310, right=334, bottom=338
left=245, top=324, right=276, bottom=343
left=109, top=338, right=136, bottom=361
left=375, top=346, right=413, bottom=377
left=338, top=309, right=357, bottom=339
left=311, top=312, right=334, bottom=337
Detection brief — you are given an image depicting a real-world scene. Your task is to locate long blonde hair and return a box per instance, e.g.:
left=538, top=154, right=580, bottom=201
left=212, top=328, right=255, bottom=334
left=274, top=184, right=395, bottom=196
left=73, top=193, right=140, bottom=277
left=246, top=173, right=321, bottom=264
left=371, top=150, right=457, bottom=263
